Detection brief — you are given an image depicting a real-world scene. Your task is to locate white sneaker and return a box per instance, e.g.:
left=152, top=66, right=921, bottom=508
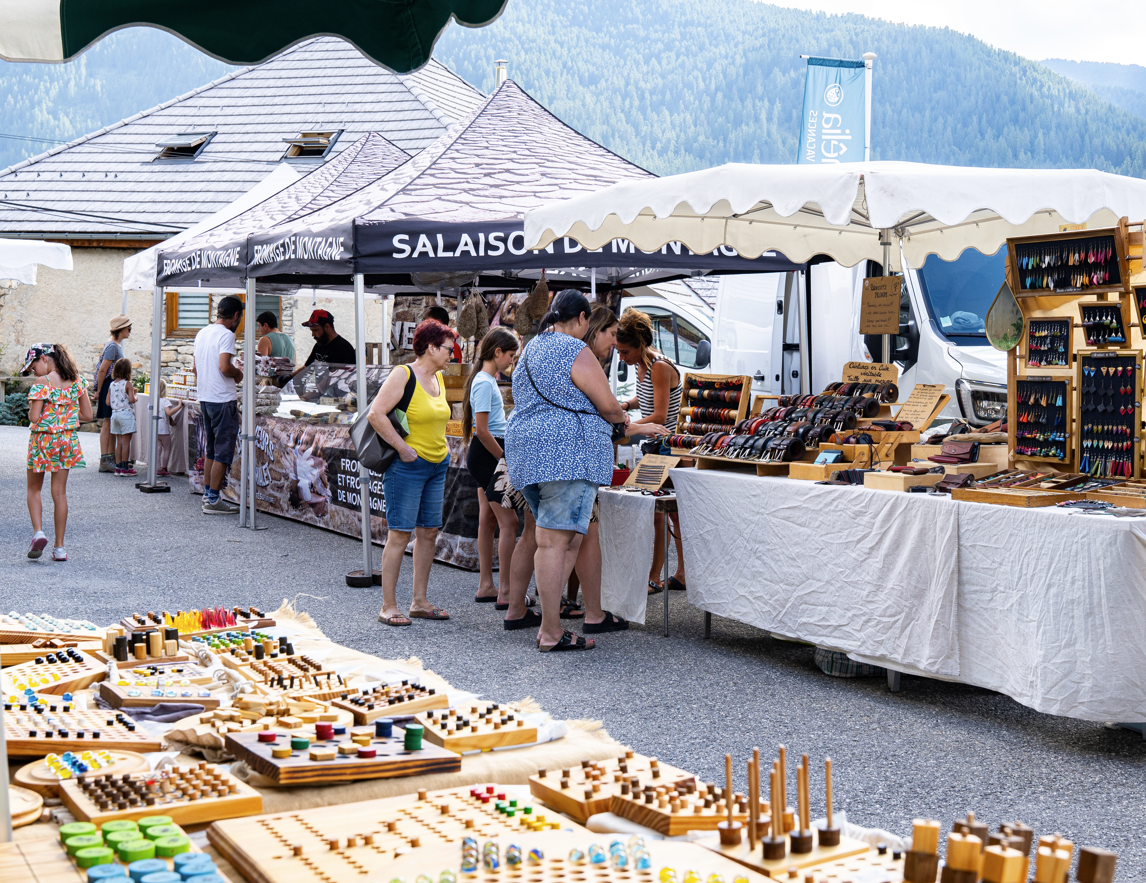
left=28, top=531, right=47, bottom=559
left=52, top=547, right=67, bottom=562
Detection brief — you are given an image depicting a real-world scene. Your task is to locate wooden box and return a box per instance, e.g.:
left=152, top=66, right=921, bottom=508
left=863, top=470, right=945, bottom=491
left=1007, top=222, right=1131, bottom=298
left=950, top=488, right=1074, bottom=507
left=910, top=442, right=1010, bottom=468
left=789, top=444, right=871, bottom=481
left=1084, top=479, right=1146, bottom=508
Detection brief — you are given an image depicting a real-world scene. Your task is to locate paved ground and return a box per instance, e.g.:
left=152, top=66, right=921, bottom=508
left=3, top=426, right=1143, bottom=874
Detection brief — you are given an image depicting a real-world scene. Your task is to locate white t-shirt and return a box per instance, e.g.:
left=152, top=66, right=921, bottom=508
left=157, top=397, right=173, bottom=435
left=193, top=323, right=237, bottom=403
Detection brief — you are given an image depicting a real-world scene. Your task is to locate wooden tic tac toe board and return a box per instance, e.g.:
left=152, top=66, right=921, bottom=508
left=1, top=651, right=106, bottom=696
left=529, top=751, right=696, bottom=822
left=4, top=703, right=164, bottom=755
left=208, top=785, right=581, bottom=883
left=414, top=703, right=537, bottom=752
left=331, top=680, right=448, bottom=724
left=60, top=762, right=263, bottom=826
left=224, top=725, right=460, bottom=785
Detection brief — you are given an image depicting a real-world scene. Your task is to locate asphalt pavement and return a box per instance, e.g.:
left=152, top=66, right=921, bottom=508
left=2, top=426, right=1142, bottom=875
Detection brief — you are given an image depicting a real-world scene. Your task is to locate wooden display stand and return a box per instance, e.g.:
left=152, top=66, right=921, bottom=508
left=1085, top=480, right=1146, bottom=507
left=862, top=470, right=945, bottom=491
left=1007, top=222, right=1132, bottom=298
left=950, top=488, right=1075, bottom=508
left=788, top=444, right=871, bottom=481
left=669, top=373, right=752, bottom=455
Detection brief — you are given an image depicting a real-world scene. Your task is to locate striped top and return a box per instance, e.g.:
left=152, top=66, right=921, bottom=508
left=636, top=357, right=682, bottom=428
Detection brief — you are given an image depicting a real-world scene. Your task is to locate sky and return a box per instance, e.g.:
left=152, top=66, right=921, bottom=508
left=765, top=1, right=1146, bottom=67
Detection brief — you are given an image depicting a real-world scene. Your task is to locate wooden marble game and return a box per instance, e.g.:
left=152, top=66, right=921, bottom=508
left=2, top=650, right=106, bottom=696
left=207, top=785, right=581, bottom=883
left=0, top=612, right=103, bottom=642
left=414, top=703, right=537, bottom=752
left=15, top=750, right=151, bottom=797
left=59, top=762, right=263, bottom=826
left=529, top=751, right=697, bottom=823
left=4, top=696, right=164, bottom=755
left=332, top=680, right=448, bottom=724
left=224, top=718, right=460, bottom=784
left=97, top=662, right=218, bottom=709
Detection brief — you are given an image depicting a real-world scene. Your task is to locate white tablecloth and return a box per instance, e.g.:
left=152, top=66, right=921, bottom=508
left=598, top=489, right=657, bottom=624
left=672, top=468, right=1146, bottom=722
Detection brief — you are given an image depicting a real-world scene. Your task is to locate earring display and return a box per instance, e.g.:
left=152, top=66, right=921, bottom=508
left=1013, top=234, right=1121, bottom=293
left=1076, top=351, right=1141, bottom=479
left=1135, top=285, right=1146, bottom=334
left=1014, top=379, right=1070, bottom=461
left=1025, top=318, right=1071, bottom=367
left=1079, top=302, right=1127, bottom=347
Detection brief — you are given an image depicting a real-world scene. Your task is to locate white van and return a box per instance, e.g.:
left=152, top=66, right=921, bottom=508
left=624, top=248, right=1010, bottom=427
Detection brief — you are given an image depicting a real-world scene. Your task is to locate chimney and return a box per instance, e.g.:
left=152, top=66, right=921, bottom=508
left=495, top=59, right=508, bottom=85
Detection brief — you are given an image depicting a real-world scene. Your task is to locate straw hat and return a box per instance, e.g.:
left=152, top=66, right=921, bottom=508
left=109, top=314, right=132, bottom=332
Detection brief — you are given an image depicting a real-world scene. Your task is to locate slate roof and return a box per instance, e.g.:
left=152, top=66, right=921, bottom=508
left=0, top=38, right=483, bottom=238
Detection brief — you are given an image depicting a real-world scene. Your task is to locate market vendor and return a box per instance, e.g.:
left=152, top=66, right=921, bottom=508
left=255, top=311, right=295, bottom=363
left=301, top=309, right=356, bottom=366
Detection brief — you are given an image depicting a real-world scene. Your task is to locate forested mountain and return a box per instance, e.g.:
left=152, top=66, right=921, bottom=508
left=1041, top=59, right=1146, bottom=120
left=2, top=1, right=1146, bottom=179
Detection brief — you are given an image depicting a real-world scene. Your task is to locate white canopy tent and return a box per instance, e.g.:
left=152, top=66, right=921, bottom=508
left=524, top=161, right=1146, bottom=272
left=0, top=238, right=72, bottom=285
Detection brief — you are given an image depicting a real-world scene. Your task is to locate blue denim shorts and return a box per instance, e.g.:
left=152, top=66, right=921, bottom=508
left=521, top=479, right=599, bottom=535
left=382, top=455, right=449, bottom=532
left=200, top=400, right=240, bottom=465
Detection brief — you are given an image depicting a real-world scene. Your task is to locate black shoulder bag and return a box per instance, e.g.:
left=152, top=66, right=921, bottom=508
left=349, top=365, right=419, bottom=473
left=521, top=344, right=627, bottom=443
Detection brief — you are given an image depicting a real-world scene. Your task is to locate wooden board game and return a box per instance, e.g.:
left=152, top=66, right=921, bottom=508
left=1, top=640, right=104, bottom=668
left=611, top=778, right=773, bottom=836
left=529, top=751, right=696, bottom=822
left=15, top=750, right=151, bottom=797
left=331, top=680, right=448, bottom=724
left=60, top=762, right=263, bottom=826
left=1, top=650, right=106, bottom=696
left=224, top=724, right=460, bottom=785
left=122, top=606, right=273, bottom=637
left=799, top=848, right=905, bottom=882
left=698, top=831, right=872, bottom=878
left=414, top=703, right=537, bottom=752
left=0, top=613, right=103, bottom=643
left=5, top=703, right=165, bottom=755
left=208, top=785, right=583, bottom=883
left=97, top=661, right=218, bottom=709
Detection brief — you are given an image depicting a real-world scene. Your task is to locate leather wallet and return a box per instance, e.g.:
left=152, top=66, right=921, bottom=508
left=935, top=473, right=975, bottom=493
left=929, top=440, right=980, bottom=465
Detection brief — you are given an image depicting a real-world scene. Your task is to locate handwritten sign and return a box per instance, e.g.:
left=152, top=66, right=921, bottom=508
left=860, top=276, right=902, bottom=335
left=623, top=454, right=680, bottom=490
left=894, top=384, right=947, bottom=432
left=841, top=361, right=899, bottom=384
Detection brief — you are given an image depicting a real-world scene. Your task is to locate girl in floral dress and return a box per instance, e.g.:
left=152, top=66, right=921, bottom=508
left=22, top=343, right=92, bottom=561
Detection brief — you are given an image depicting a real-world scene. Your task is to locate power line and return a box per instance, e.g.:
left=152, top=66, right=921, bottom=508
left=0, top=197, right=184, bottom=231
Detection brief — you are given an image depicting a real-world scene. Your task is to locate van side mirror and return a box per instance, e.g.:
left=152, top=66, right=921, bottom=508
left=694, top=339, right=711, bottom=368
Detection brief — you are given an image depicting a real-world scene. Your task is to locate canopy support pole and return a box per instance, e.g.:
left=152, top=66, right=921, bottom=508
left=0, top=695, right=11, bottom=841
left=354, top=274, right=374, bottom=582
left=240, top=277, right=263, bottom=529
left=795, top=271, right=810, bottom=396
left=137, top=285, right=170, bottom=494
left=880, top=229, right=893, bottom=364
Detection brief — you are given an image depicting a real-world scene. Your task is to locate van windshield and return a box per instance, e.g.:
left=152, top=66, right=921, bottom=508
left=916, top=248, right=1006, bottom=341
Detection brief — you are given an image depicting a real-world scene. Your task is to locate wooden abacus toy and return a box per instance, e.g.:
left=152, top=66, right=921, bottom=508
left=331, top=680, right=448, bottom=724
left=4, top=697, right=164, bottom=755
left=207, top=785, right=583, bottom=883
left=60, top=762, right=263, bottom=826
left=97, top=662, right=218, bottom=710
left=2, top=649, right=106, bottom=697
left=224, top=718, right=461, bottom=785
left=0, top=612, right=103, bottom=642
left=414, top=703, right=538, bottom=752
left=700, top=749, right=868, bottom=876
left=530, top=751, right=696, bottom=823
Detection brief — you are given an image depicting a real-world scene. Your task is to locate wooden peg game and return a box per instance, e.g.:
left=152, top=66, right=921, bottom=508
left=207, top=785, right=584, bottom=883
left=529, top=751, right=696, bottom=823
left=1, top=638, right=105, bottom=667
left=97, top=661, right=218, bottom=709
left=224, top=720, right=461, bottom=785
left=60, top=762, right=263, bottom=826
left=4, top=700, right=164, bottom=755
left=414, top=702, right=538, bottom=752
left=331, top=680, right=448, bottom=724
left=0, top=612, right=103, bottom=643
left=1, top=649, right=106, bottom=696
left=222, top=651, right=338, bottom=687
left=15, top=750, right=151, bottom=797
left=122, top=605, right=273, bottom=637
left=609, top=770, right=767, bottom=835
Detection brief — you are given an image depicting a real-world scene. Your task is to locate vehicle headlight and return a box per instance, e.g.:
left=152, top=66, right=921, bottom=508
left=955, top=378, right=1007, bottom=424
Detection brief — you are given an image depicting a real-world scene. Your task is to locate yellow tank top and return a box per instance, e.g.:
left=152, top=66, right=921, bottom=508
left=403, top=366, right=450, bottom=464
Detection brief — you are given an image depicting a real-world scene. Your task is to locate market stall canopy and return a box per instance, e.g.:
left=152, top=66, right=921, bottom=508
left=0, top=0, right=508, bottom=72
left=146, top=134, right=410, bottom=290
left=523, top=161, right=1146, bottom=271
left=0, top=238, right=72, bottom=285
left=159, top=80, right=799, bottom=289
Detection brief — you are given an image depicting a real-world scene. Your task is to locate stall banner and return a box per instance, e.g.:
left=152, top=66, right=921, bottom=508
left=798, top=58, right=866, bottom=165
left=326, top=448, right=386, bottom=517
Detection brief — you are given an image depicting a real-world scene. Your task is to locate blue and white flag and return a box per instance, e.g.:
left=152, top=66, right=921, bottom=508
left=798, top=58, right=866, bottom=164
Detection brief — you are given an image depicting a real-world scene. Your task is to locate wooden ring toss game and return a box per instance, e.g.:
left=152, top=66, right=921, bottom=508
left=207, top=785, right=584, bottom=883
left=414, top=703, right=538, bottom=752
left=529, top=751, right=696, bottom=823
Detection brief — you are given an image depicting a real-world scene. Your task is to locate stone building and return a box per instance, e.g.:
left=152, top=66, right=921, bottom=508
left=0, top=38, right=483, bottom=378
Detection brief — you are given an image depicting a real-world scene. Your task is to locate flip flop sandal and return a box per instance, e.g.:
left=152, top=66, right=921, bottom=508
left=378, top=612, right=411, bottom=627
left=475, top=594, right=499, bottom=603
left=583, top=611, right=630, bottom=634
left=647, top=581, right=664, bottom=595
left=503, top=609, right=543, bottom=631
left=559, top=598, right=584, bottom=619
left=409, top=607, right=450, bottom=621
left=538, top=630, right=595, bottom=652
left=667, top=577, right=687, bottom=592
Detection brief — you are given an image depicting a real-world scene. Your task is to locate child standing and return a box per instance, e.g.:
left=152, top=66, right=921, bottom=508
left=157, top=380, right=183, bottom=477
left=108, top=358, right=137, bottom=476
left=22, top=343, right=92, bottom=561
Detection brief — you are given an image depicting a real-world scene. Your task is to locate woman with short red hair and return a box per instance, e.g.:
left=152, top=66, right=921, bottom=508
left=368, top=318, right=457, bottom=626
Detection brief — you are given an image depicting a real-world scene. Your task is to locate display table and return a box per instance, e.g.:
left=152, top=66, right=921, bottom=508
left=129, top=392, right=189, bottom=474
left=598, top=488, right=680, bottom=629
left=672, top=468, right=1146, bottom=722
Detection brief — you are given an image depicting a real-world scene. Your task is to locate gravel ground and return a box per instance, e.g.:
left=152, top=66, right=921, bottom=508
left=3, top=426, right=1143, bottom=875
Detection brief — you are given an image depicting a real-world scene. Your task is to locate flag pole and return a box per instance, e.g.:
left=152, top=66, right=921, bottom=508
left=863, top=52, right=876, bottom=162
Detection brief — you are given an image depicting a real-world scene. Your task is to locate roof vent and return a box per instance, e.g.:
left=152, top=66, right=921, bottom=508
left=282, top=130, right=342, bottom=160
left=155, top=132, right=215, bottom=161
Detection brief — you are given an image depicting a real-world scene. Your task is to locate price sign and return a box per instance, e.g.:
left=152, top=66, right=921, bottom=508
left=860, top=276, right=902, bottom=335
left=895, top=384, right=947, bottom=431
left=841, top=361, right=899, bottom=384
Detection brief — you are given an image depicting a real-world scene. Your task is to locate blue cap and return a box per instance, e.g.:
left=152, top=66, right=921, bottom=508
left=172, top=854, right=211, bottom=871
left=127, top=859, right=167, bottom=881
left=88, top=866, right=128, bottom=882
left=140, top=873, right=182, bottom=883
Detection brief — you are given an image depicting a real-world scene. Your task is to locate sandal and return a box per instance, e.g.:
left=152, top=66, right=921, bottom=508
left=499, top=594, right=537, bottom=610
left=647, top=580, right=664, bottom=595
left=559, top=597, right=584, bottom=619
left=408, top=607, right=450, bottom=620
left=475, top=593, right=499, bottom=603
left=667, top=576, right=687, bottom=592
left=583, top=611, right=629, bottom=634
left=378, top=612, right=411, bottom=627
left=503, top=609, right=543, bottom=631
left=538, top=630, right=595, bottom=652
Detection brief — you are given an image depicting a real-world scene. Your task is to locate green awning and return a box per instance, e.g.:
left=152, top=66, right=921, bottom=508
left=0, top=0, right=508, bottom=72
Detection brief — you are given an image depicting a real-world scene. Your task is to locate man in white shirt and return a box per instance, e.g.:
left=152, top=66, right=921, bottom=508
left=193, top=296, right=245, bottom=514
